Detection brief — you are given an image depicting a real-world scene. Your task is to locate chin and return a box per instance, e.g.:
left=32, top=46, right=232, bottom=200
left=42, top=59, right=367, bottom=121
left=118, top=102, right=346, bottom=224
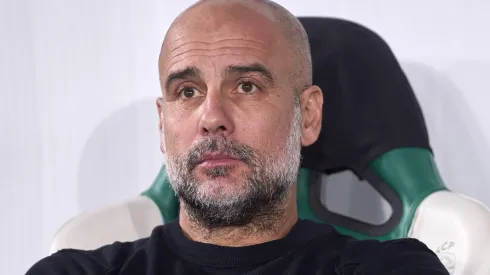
left=195, top=163, right=247, bottom=180
left=197, top=177, right=249, bottom=198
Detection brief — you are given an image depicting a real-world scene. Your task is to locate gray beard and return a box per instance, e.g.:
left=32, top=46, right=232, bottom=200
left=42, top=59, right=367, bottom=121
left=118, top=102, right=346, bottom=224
left=164, top=102, right=302, bottom=231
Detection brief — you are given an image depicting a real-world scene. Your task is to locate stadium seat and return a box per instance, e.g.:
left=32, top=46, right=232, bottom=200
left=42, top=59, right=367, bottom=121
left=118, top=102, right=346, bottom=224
left=51, top=17, right=490, bottom=275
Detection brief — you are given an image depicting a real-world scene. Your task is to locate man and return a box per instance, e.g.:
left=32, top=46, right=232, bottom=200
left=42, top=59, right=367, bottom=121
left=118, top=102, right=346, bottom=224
left=26, top=0, right=449, bottom=274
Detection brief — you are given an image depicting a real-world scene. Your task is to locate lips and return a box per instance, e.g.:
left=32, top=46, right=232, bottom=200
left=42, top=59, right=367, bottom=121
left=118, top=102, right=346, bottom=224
left=196, top=152, right=241, bottom=167
left=197, top=153, right=237, bottom=163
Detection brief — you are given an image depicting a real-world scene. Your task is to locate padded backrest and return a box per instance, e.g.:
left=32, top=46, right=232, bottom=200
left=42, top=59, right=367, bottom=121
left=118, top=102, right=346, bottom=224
left=296, top=17, right=447, bottom=240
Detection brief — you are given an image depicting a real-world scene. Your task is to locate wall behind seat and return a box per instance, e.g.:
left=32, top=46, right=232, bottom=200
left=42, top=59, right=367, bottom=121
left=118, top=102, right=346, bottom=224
left=1, top=0, right=489, bottom=274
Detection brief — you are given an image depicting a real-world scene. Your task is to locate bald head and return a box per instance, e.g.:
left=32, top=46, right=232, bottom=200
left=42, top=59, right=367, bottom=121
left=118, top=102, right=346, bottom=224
left=156, top=0, right=323, bottom=235
left=160, top=0, right=312, bottom=92
left=257, top=0, right=313, bottom=88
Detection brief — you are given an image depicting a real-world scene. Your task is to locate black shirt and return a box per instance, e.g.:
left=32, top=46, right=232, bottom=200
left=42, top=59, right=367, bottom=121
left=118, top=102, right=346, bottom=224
left=26, top=219, right=449, bottom=275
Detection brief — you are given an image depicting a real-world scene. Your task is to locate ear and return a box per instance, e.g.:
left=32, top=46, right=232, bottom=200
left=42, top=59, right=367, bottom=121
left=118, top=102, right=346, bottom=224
left=299, top=85, right=323, bottom=147
left=156, top=97, right=165, bottom=153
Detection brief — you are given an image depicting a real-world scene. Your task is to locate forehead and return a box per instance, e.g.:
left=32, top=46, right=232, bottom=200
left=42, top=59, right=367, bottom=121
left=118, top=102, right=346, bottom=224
left=159, top=18, right=289, bottom=77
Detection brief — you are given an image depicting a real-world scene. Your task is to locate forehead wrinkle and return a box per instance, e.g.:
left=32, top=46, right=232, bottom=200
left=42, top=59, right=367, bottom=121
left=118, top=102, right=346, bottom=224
left=170, top=46, right=267, bottom=62
left=166, top=46, right=268, bottom=73
left=161, top=37, right=271, bottom=70
left=168, top=37, right=269, bottom=54
left=164, top=53, right=269, bottom=75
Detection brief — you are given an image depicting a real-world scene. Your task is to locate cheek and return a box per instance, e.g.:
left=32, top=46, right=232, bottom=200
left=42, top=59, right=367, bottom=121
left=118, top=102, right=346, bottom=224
left=162, top=116, right=196, bottom=156
left=238, top=110, right=290, bottom=153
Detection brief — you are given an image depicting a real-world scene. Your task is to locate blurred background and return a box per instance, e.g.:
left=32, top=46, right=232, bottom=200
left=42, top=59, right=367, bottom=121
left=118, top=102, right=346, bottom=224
left=1, top=0, right=490, bottom=274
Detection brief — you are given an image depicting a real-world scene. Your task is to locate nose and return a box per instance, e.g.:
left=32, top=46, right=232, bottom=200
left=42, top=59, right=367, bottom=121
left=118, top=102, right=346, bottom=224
left=198, top=92, right=234, bottom=137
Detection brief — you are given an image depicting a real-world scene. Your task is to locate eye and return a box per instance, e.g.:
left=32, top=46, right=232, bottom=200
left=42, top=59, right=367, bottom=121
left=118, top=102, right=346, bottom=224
left=178, top=86, right=203, bottom=100
left=237, top=82, right=259, bottom=94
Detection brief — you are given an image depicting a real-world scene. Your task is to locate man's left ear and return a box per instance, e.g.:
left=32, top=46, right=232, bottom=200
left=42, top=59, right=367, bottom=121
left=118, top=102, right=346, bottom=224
left=299, top=85, right=323, bottom=147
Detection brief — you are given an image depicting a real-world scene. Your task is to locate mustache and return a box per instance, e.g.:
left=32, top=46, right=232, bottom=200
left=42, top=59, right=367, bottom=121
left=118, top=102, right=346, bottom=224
left=186, top=138, right=256, bottom=171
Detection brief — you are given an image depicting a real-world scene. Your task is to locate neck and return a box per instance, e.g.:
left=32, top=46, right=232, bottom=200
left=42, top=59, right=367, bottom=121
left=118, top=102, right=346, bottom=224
left=178, top=190, right=299, bottom=247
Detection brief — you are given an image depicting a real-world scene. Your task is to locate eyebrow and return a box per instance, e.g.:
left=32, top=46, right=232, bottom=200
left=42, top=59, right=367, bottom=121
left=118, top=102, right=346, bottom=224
left=225, top=63, right=274, bottom=84
left=164, top=63, right=274, bottom=92
left=164, top=66, right=202, bottom=92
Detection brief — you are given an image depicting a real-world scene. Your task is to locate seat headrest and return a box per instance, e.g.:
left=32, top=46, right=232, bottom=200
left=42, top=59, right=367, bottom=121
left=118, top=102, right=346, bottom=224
left=298, top=17, right=431, bottom=176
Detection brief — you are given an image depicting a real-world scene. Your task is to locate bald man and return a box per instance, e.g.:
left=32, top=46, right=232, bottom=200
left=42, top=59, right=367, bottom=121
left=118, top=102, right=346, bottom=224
left=26, top=1, right=449, bottom=274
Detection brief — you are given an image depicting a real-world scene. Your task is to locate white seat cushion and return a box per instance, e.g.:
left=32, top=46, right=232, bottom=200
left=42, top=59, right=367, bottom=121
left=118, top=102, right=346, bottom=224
left=50, top=196, right=162, bottom=253
left=409, top=190, right=490, bottom=275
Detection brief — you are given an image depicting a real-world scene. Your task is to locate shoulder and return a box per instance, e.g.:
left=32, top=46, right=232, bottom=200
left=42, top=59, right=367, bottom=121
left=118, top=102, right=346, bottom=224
left=25, top=233, right=155, bottom=275
left=339, top=238, right=449, bottom=274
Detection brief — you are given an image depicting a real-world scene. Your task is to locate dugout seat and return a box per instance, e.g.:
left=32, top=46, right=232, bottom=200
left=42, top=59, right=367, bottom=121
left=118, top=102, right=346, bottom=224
left=51, top=17, right=490, bottom=275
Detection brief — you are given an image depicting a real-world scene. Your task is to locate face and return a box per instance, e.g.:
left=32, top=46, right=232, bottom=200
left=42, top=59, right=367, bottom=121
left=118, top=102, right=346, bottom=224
left=157, top=5, right=321, bottom=228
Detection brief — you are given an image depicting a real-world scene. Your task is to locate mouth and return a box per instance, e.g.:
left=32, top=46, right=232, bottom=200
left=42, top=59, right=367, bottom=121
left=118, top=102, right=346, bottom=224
left=196, top=152, right=242, bottom=168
